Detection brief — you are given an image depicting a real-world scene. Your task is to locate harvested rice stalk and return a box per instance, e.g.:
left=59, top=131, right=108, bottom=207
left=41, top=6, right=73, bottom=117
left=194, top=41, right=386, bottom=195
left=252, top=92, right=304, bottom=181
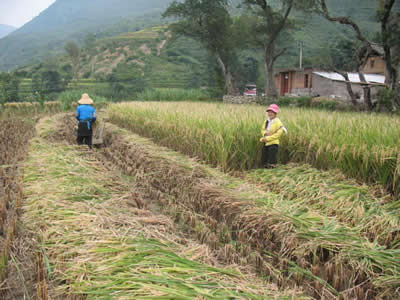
left=90, top=119, right=400, bottom=299
left=21, top=117, right=303, bottom=299
left=247, top=165, right=400, bottom=247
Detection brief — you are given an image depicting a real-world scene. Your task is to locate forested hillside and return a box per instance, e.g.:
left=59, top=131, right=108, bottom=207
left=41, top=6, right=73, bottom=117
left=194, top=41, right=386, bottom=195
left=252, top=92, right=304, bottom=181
left=0, top=0, right=171, bottom=70
left=0, top=24, right=16, bottom=39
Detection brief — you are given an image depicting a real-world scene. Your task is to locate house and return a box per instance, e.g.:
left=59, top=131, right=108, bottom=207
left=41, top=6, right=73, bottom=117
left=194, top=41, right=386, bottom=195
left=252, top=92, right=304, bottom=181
left=363, top=43, right=386, bottom=76
left=274, top=68, right=386, bottom=102
left=274, top=67, right=314, bottom=97
left=273, top=43, right=388, bottom=101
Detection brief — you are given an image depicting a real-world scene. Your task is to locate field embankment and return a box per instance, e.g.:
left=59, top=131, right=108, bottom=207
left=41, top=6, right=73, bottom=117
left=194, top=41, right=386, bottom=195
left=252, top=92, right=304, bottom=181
left=17, top=116, right=299, bottom=299
left=55, top=113, right=400, bottom=299
left=107, top=102, right=400, bottom=196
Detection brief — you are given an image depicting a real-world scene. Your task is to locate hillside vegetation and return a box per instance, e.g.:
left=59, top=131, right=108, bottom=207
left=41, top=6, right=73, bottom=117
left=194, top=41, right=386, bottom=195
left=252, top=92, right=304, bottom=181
left=0, top=0, right=171, bottom=70
left=1, top=0, right=398, bottom=72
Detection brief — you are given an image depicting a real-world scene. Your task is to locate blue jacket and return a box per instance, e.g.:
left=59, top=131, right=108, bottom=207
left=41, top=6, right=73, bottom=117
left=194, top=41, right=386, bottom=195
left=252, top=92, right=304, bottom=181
left=76, top=105, right=96, bottom=122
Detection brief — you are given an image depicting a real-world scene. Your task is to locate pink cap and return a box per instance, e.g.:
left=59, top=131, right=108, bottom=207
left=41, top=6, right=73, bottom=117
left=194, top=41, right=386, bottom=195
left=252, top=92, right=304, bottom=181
left=266, top=104, right=279, bottom=114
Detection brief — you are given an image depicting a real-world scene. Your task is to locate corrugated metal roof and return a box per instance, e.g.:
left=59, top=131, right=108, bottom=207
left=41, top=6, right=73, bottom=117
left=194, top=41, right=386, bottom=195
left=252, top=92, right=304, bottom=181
left=313, top=72, right=385, bottom=84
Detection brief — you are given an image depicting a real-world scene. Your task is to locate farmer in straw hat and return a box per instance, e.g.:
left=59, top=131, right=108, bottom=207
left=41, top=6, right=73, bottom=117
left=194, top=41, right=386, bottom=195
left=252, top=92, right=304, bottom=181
left=260, top=104, right=287, bottom=168
left=76, top=93, right=97, bottom=149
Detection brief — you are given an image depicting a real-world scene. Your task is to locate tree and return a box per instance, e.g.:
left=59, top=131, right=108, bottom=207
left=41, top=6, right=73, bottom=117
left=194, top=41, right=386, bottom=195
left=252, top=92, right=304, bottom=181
left=320, top=0, right=377, bottom=110
left=32, top=70, right=66, bottom=102
left=378, top=0, right=400, bottom=109
left=163, top=0, right=238, bottom=95
left=107, top=64, right=147, bottom=101
left=0, top=73, right=20, bottom=109
left=242, top=0, right=320, bottom=98
left=65, top=41, right=81, bottom=83
left=326, top=37, right=359, bottom=106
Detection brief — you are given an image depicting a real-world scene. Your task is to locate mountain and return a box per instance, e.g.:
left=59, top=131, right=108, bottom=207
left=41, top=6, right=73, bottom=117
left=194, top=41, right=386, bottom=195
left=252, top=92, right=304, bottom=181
left=0, top=0, right=171, bottom=70
left=2, top=0, right=399, bottom=72
left=0, top=24, right=16, bottom=39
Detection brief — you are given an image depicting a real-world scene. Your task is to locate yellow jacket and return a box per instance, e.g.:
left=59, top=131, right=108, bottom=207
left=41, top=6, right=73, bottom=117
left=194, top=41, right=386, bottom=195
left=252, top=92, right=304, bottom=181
left=260, top=118, right=284, bottom=146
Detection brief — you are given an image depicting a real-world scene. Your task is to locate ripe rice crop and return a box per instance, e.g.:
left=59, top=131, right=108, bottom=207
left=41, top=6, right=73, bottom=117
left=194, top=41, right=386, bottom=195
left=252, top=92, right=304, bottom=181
left=2, top=101, right=62, bottom=116
left=0, top=117, right=34, bottom=285
left=53, top=113, right=399, bottom=299
left=136, top=88, right=214, bottom=101
left=107, top=102, right=400, bottom=195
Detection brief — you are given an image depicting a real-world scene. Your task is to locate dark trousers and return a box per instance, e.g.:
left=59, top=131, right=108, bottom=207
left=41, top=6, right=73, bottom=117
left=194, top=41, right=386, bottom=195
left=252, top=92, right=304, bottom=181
left=261, top=144, right=278, bottom=168
left=77, top=135, right=92, bottom=149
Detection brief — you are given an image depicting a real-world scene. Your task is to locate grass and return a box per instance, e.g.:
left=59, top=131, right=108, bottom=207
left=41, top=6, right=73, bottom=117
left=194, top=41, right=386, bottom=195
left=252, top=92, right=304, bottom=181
left=21, top=116, right=299, bottom=299
left=107, top=102, right=400, bottom=196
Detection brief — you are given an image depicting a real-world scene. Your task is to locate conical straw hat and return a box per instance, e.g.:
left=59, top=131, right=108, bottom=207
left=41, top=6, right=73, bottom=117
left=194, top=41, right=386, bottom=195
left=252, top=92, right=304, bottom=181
left=78, top=93, right=94, bottom=105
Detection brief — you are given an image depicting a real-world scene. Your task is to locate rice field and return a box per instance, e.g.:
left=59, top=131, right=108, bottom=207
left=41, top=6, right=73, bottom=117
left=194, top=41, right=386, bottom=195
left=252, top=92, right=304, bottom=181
left=107, top=101, right=400, bottom=196
left=17, top=117, right=301, bottom=299
left=4, top=99, right=400, bottom=299
left=54, top=114, right=400, bottom=299
left=136, top=88, right=214, bottom=101
left=1, top=101, right=62, bottom=117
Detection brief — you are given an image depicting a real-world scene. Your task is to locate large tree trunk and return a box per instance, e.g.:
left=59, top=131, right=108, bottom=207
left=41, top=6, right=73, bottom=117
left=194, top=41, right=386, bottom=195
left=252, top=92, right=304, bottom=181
left=358, top=70, right=373, bottom=110
left=337, top=71, right=358, bottom=106
left=215, top=52, right=234, bottom=95
left=264, top=44, right=278, bottom=98
left=394, top=63, right=400, bottom=108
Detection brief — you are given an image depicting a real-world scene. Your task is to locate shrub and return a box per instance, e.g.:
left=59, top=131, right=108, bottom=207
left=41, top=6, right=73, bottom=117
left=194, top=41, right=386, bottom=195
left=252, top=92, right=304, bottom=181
left=296, top=96, right=312, bottom=107
left=376, top=88, right=394, bottom=112
left=58, top=90, right=109, bottom=110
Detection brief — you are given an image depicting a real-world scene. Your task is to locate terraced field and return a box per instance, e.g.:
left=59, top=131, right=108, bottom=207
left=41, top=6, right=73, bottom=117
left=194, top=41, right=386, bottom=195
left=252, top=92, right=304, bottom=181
left=2, top=101, right=399, bottom=299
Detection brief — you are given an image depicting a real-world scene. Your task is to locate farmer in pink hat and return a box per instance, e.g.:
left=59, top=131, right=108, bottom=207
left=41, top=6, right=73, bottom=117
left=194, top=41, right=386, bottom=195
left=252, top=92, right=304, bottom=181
left=260, top=104, right=287, bottom=168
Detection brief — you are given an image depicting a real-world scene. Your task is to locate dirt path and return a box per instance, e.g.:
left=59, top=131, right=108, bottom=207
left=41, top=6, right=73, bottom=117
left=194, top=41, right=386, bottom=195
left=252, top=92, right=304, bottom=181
left=13, top=116, right=299, bottom=299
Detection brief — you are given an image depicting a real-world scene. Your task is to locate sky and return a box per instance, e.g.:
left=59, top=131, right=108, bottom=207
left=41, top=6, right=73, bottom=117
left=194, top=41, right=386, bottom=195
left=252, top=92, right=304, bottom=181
left=0, top=0, right=56, bottom=28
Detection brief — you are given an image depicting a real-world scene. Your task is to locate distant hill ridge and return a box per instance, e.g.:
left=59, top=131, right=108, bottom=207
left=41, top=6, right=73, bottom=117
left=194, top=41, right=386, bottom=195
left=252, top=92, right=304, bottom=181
left=0, top=24, right=16, bottom=39
left=0, top=0, right=171, bottom=70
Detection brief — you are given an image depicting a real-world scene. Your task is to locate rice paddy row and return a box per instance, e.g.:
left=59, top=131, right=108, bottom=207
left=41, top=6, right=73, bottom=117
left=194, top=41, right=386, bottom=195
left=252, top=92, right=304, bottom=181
left=247, top=164, right=400, bottom=248
left=107, top=102, right=400, bottom=196
left=0, top=117, right=35, bottom=293
left=1, top=101, right=62, bottom=117
left=18, top=116, right=299, bottom=299
left=56, top=114, right=400, bottom=299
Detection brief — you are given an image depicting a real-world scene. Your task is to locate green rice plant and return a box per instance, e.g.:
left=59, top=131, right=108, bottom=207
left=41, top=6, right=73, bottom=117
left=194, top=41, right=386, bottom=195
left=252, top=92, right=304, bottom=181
left=107, top=102, right=400, bottom=195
